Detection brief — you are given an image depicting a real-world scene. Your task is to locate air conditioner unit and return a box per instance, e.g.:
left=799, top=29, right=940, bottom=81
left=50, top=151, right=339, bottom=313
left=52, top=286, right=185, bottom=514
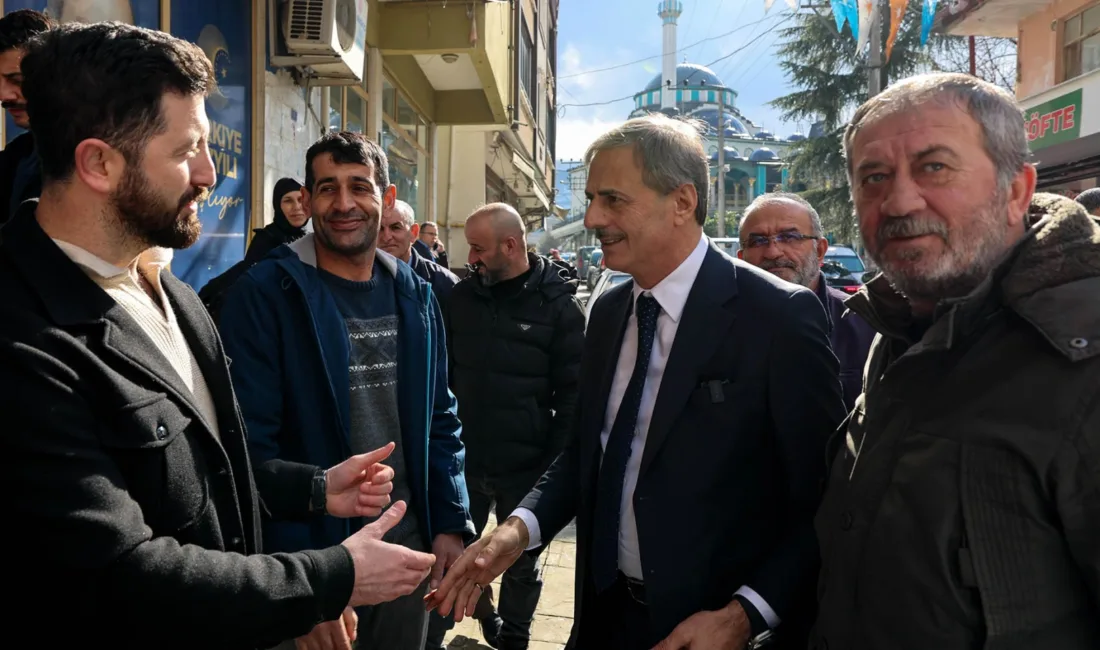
left=282, top=0, right=367, bottom=82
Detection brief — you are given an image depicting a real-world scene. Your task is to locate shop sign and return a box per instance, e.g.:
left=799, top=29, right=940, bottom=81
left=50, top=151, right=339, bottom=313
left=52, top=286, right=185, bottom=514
left=170, top=0, right=252, bottom=291
left=1026, top=89, right=1082, bottom=151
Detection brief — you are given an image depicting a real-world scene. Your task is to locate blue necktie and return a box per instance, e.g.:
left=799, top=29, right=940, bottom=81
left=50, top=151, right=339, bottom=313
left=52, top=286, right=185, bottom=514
left=592, top=293, right=661, bottom=593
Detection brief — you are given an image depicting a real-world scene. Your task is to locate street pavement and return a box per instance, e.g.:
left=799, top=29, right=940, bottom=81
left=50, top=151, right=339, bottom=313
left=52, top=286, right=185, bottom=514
left=442, top=515, right=577, bottom=650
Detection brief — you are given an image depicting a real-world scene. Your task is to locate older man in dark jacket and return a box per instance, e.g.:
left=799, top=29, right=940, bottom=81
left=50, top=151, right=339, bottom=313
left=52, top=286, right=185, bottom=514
left=738, top=193, right=875, bottom=411
left=431, top=203, right=585, bottom=650
left=814, top=72, right=1100, bottom=650
left=380, top=199, right=459, bottom=314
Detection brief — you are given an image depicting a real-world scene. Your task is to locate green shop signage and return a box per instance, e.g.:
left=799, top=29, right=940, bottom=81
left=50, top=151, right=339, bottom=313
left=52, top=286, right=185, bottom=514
left=1025, top=89, right=1082, bottom=151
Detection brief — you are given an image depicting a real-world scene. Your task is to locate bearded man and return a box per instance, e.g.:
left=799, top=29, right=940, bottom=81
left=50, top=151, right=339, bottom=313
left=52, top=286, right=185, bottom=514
left=813, top=72, right=1100, bottom=650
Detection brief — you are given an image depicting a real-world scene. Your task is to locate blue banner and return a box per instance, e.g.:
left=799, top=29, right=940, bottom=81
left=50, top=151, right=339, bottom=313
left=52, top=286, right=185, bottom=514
left=170, top=0, right=252, bottom=291
left=3, top=1, right=252, bottom=292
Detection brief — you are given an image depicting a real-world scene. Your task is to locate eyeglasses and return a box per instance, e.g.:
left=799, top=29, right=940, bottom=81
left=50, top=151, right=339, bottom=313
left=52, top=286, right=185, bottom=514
left=743, top=231, right=818, bottom=249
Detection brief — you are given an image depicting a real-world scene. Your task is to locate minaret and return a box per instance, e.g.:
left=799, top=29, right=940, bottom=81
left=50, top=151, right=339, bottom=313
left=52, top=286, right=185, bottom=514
left=658, top=0, right=683, bottom=110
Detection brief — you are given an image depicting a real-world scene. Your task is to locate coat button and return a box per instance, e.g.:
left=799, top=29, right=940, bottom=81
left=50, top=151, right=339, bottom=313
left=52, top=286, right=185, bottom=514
left=230, top=536, right=242, bottom=548
left=217, top=467, right=229, bottom=477
left=1070, top=338, right=1089, bottom=349
left=155, top=425, right=168, bottom=440
left=840, top=511, right=854, bottom=530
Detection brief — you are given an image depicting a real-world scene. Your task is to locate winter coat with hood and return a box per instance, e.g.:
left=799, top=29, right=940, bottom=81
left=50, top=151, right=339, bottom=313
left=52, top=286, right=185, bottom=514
left=218, top=235, right=475, bottom=555
left=445, top=253, right=586, bottom=483
left=813, top=194, right=1100, bottom=650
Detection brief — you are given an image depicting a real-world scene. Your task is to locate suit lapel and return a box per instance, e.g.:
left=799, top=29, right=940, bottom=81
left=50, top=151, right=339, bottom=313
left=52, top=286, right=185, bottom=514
left=638, top=246, right=738, bottom=478
left=582, top=282, right=634, bottom=470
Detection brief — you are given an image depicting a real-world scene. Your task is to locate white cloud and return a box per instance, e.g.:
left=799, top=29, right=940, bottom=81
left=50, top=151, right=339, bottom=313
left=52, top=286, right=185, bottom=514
left=561, top=44, right=595, bottom=89
left=556, top=115, right=624, bottom=162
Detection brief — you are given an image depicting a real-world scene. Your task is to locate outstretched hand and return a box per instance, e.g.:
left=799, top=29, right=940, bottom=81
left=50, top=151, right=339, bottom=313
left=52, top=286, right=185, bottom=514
left=325, top=442, right=396, bottom=518
left=423, top=516, right=530, bottom=621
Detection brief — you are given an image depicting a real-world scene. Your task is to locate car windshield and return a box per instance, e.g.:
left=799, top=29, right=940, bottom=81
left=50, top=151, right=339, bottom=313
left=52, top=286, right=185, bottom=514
left=826, top=254, right=865, bottom=274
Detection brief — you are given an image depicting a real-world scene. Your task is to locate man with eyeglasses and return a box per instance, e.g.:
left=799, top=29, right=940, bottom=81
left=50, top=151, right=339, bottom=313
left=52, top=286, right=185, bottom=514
left=737, top=193, right=875, bottom=411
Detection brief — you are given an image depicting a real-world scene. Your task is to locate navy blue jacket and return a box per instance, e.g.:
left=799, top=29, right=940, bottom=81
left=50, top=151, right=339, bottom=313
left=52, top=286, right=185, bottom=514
left=815, top=279, right=876, bottom=412
left=219, top=235, right=474, bottom=554
left=407, top=246, right=459, bottom=314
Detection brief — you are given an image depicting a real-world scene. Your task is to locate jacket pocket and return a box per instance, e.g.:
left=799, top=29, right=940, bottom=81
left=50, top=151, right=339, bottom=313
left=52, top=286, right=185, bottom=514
left=101, top=395, right=211, bottom=533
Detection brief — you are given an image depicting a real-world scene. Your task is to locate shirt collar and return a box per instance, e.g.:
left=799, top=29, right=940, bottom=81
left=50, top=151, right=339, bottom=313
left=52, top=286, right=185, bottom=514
left=632, top=233, right=709, bottom=324
left=51, top=238, right=173, bottom=284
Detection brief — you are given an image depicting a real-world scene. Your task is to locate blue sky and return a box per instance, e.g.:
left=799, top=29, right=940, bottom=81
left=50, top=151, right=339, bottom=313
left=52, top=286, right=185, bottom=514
left=555, top=0, right=808, bottom=162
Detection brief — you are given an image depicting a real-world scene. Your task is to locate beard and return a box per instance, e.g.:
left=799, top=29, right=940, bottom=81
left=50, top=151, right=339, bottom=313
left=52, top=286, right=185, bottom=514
left=111, top=163, right=206, bottom=250
left=472, top=260, right=507, bottom=286
left=314, top=207, right=379, bottom=257
left=869, top=191, right=1009, bottom=304
left=758, top=250, right=820, bottom=288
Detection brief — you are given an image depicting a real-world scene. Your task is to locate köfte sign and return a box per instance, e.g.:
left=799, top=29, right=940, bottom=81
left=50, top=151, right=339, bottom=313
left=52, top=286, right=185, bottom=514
left=1026, top=89, right=1083, bottom=151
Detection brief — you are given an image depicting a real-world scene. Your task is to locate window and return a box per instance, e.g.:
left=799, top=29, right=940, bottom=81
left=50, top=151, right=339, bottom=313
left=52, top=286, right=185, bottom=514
left=328, top=85, right=343, bottom=132
left=1064, top=4, right=1100, bottom=81
left=520, top=22, right=535, bottom=101
left=346, top=89, right=366, bottom=134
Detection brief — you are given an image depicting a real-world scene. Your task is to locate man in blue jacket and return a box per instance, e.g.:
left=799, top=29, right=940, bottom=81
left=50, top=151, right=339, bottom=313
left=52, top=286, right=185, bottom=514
left=220, top=131, right=474, bottom=650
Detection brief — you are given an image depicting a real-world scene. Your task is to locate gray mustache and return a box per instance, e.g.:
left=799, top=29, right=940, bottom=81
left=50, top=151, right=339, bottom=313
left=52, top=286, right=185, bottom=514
left=759, top=259, right=797, bottom=271
left=877, top=216, right=948, bottom=247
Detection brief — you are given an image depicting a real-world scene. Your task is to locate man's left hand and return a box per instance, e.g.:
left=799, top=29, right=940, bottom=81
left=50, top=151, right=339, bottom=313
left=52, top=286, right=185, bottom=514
left=430, top=533, right=466, bottom=590
left=651, top=601, right=752, bottom=650
left=325, top=442, right=396, bottom=518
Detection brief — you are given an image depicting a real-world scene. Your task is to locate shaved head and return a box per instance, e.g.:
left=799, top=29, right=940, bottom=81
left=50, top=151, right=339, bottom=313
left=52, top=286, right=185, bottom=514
left=467, top=202, right=527, bottom=241
left=465, top=202, right=530, bottom=285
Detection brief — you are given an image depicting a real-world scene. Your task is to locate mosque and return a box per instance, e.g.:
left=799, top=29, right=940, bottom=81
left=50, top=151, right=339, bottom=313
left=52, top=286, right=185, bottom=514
left=634, top=1, right=807, bottom=215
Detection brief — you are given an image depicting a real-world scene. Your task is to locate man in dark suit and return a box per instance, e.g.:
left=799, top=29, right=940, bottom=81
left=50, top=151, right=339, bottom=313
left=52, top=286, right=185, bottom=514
left=0, top=22, right=436, bottom=647
left=426, top=114, right=846, bottom=649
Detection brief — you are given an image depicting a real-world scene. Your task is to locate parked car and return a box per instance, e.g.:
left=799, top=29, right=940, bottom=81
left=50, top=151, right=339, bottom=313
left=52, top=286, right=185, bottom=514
left=585, top=270, right=631, bottom=326
left=711, top=237, right=740, bottom=257
left=577, top=245, right=598, bottom=276
left=824, top=245, right=866, bottom=277
left=586, top=249, right=604, bottom=290
left=821, top=260, right=863, bottom=295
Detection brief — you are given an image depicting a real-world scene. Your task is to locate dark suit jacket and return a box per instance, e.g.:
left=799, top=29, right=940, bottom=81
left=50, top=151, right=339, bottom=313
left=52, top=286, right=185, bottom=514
left=519, top=242, right=847, bottom=649
left=0, top=203, right=354, bottom=648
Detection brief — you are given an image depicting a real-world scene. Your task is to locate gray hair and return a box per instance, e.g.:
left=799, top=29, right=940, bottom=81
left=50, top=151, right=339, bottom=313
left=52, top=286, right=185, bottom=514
left=1076, top=188, right=1100, bottom=213
left=739, top=192, right=824, bottom=237
left=844, top=72, right=1030, bottom=192
left=392, top=199, right=415, bottom=226
left=585, top=113, right=710, bottom=225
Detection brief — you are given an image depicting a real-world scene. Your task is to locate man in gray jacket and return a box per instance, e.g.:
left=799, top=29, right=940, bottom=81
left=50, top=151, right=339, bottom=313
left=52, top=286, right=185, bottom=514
left=813, top=72, right=1100, bottom=650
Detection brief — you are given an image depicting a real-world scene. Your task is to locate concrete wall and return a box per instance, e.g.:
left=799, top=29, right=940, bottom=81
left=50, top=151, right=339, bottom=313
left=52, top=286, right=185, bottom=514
left=436, top=126, right=492, bottom=268
left=261, top=69, right=324, bottom=227
left=1019, top=0, right=1094, bottom=98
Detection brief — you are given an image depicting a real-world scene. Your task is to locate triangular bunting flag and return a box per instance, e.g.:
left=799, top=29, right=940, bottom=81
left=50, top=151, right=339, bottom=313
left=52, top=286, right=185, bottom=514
left=921, top=0, right=940, bottom=46
left=885, top=0, right=908, bottom=60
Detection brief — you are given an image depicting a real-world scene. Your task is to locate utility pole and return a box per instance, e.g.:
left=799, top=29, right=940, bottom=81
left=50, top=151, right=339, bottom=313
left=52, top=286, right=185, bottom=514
left=868, top=1, right=884, bottom=97
left=716, top=88, right=727, bottom=237
left=969, top=35, right=977, bottom=76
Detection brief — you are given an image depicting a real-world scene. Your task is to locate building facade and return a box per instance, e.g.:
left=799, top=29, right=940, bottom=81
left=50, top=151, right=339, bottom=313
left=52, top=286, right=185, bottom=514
left=2, top=0, right=559, bottom=287
left=940, top=0, right=1100, bottom=196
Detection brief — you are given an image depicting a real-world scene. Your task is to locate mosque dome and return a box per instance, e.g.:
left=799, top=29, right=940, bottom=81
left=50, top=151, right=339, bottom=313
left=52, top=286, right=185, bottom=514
left=755, top=129, right=777, bottom=141
left=786, top=133, right=806, bottom=142
left=687, top=107, right=749, bottom=136
left=709, top=146, right=743, bottom=162
left=749, top=147, right=780, bottom=162
left=644, top=62, right=725, bottom=91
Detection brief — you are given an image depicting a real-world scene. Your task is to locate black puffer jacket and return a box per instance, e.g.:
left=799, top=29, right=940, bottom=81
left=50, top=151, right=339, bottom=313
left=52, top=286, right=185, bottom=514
left=445, top=254, right=585, bottom=482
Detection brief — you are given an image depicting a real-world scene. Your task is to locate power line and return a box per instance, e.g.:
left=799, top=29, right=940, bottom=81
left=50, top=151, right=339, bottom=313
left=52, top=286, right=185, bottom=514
left=558, top=13, right=785, bottom=81
left=713, top=12, right=788, bottom=81
left=559, top=18, right=794, bottom=109
left=681, top=0, right=698, bottom=52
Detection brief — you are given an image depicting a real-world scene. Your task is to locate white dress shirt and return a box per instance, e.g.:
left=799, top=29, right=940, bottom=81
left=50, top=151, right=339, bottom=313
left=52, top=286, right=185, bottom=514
left=512, top=234, right=779, bottom=628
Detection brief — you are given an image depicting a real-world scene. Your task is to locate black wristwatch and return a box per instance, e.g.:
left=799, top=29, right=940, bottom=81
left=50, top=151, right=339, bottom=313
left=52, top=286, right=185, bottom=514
left=309, top=468, right=328, bottom=514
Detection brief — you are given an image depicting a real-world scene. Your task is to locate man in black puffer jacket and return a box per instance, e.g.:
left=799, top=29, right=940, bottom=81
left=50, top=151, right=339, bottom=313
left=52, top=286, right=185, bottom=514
left=430, top=203, right=584, bottom=650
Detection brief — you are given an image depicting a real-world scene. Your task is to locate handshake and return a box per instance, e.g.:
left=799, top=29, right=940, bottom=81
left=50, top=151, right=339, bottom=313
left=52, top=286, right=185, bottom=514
left=321, top=442, right=439, bottom=607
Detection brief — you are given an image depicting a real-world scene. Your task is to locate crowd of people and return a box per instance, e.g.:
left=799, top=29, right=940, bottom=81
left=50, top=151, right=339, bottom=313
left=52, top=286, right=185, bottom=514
left=2, top=10, right=1100, bottom=650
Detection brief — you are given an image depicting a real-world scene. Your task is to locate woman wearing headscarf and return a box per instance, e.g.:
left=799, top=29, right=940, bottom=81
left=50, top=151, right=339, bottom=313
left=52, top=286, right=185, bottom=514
left=244, top=177, right=308, bottom=264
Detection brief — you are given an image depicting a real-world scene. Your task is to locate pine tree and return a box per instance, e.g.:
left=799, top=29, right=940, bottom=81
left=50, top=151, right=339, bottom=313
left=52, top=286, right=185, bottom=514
left=771, top=0, right=1014, bottom=244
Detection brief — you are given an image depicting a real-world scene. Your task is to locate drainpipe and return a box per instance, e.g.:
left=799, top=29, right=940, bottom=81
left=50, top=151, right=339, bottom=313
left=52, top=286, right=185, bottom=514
left=511, top=0, right=521, bottom=128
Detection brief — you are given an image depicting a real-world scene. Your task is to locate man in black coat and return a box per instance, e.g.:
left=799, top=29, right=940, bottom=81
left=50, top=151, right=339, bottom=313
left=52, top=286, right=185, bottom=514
left=0, top=22, right=436, bottom=648
left=427, top=203, right=585, bottom=650
left=427, top=115, right=846, bottom=650
left=380, top=198, right=459, bottom=314
left=737, top=193, right=876, bottom=411
left=0, top=9, right=53, bottom=225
